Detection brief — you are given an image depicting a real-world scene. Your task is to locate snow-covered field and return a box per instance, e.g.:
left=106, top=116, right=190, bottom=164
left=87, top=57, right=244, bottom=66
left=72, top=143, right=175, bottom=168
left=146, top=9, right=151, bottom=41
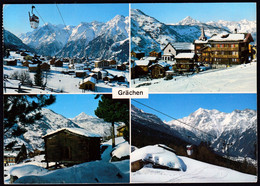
left=3, top=52, right=129, bottom=94
left=131, top=62, right=257, bottom=93
left=4, top=137, right=129, bottom=184
left=131, top=145, right=257, bottom=183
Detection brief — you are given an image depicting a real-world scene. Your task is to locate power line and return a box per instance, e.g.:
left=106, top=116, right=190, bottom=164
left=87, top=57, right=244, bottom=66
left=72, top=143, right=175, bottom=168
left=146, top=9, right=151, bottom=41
left=132, top=99, right=217, bottom=140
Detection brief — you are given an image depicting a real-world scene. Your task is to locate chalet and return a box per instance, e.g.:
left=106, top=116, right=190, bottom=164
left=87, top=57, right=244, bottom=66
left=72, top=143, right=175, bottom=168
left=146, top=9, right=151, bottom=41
left=4, top=144, right=27, bottom=166
left=149, top=61, right=170, bottom=79
left=94, top=60, right=110, bottom=69
left=79, top=77, right=97, bottom=91
left=42, top=128, right=101, bottom=168
left=92, top=68, right=102, bottom=79
left=50, top=58, right=56, bottom=65
left=40, top=62, right=50, bottom=71
left=75, top=70, right=86, bottom=78
left=175, top=53, right=197, bottom=73
left=208, top=31, right=254, bottom=67
left=23, top=60, right=33, bottom=67
left=117, top=64, right=126, bottom=71
left=134, top=60, right=150, bottom=77
left=89, top=73, right=98, bottom=79
left=4, top=59, right=17, bottom=66
left=28, top=64, right=39, bottom=72
left=144, top=56, right=157, bottom=64
left=194, top=27, right=209, bottom=63
left=117, top=125, right=127, bottom=137
left=131, top=51, right=145, bottom=60
left=162, top=43, right=194, bottom=61
left=100, top=70, right=108, bottom=79
left=103, top=75, right=115, bottom=82
left=108, top=59, right=117, bottom=67
left=75, top=64, right=84, bottom=70
left=114, top=75, right=126, bottom=82
left=54, top=60, right=63, bottom=67
left=149, top=50, right=161, bottom=58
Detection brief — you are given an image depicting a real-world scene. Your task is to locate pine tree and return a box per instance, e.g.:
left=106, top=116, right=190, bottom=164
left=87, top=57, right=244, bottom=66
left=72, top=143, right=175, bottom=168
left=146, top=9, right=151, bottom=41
left=34, top=64, right=43, bottom=86
left=4, top=95, right=56, bottom=139
left=95, top=95, right=129, bottom=147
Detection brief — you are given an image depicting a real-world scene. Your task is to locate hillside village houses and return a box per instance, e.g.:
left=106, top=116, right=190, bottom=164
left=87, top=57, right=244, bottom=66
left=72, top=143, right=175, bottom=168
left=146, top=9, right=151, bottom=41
left=3, top=48, right=129, bottom=92
left=131, top=27, right=255, bottom=79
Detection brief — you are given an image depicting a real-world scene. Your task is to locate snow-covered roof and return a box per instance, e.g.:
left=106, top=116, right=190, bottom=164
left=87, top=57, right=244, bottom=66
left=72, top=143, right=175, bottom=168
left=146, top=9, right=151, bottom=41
left=135, top=60, right=150, bottom=66
left=28, top=64, right=38, bottom=67
left=92, top=68, right=102, bottom=72
left=100, top=70, right=108, bottom=74
left=106, top=75, right=114, bottom=79
left=150, top=61, right=169, bottom=68
left=172, top=42, right=194, bottom=51
left=75, top=70, right=85, bottom=73
left=209, top=33, right=245, bottom=42
left=175, top=53, right=195, bottom=59
left=4, top=151, right=20, bottom=157
left=194, top=40, right=208, bottom=44
left=42, top=128, right=101, bottom=138
left=144, top=56, right=157, bottom=61
left=83, top=76, right=97, bottom=84
left=162, top=53, right=174, bottom=56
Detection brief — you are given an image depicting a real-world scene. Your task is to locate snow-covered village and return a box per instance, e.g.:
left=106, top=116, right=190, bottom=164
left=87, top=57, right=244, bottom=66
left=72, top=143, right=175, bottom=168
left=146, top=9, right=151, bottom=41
left=130, top=8, right=257, bottom=92
left=3, top=4, right=129, bottom=93
left=4, top=95, right=129, bottom=183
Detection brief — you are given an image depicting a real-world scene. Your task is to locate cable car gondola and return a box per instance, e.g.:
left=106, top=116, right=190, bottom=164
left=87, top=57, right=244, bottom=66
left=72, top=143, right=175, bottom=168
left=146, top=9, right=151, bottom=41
left=29, top=6, right=39, bottom=29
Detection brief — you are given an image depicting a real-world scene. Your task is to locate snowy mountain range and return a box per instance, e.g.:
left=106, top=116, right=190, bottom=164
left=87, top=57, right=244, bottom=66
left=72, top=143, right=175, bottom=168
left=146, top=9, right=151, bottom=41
left=3, top=29, right=35, bottom=52
left=17, top=15, right=129, bottom=62
left=131, top=9, right=256, bottom=55
left=131, top=105, right=257, bottom=159
left=4, top=108, right=115, bottom=152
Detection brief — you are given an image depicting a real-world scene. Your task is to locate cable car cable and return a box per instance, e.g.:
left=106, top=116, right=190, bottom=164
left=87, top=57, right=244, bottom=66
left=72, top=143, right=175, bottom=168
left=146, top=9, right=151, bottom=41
left=55, top=4, right=71, bottom=37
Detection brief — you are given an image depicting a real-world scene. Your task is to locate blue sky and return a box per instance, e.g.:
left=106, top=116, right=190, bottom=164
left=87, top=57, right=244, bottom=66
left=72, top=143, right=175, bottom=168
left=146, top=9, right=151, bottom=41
left=132, top=94, right=257, bottom=122
left=3, top=3, right=129, bottom=36
left=131, top=3, right=256, bottom=24
left=46, top=94, right=101, bottom=119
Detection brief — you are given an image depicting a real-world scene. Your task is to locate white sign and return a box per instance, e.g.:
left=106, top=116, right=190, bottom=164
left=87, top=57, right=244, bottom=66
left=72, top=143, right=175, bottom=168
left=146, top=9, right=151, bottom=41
left=112, top=88, right=149, bottom=99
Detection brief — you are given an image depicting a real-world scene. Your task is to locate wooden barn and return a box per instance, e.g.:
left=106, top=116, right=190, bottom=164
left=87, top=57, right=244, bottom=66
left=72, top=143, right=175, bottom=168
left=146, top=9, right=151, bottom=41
left=131, top=51, right=145, bottom=60
left=117, top=64, right=126, bottom=71
left=103, top=75, right=114, bottom=82
left=4, top=59, right=17, bottom=66
left=133, top=60, right=150, bottom=77
left=149, top=50, right=161, bottom=58
left=42, top=128, right=101, bottom=168
left=79, top=77, right=97, bottom=91
left=54, top=60, right=63, bottom=67
left=40, top=62, right=50, bottom=71
left=50, top=58, right=56, bottom=65
left=75, top=70, right=86, bottom=78
left=28, top=64, right=39, bottom=72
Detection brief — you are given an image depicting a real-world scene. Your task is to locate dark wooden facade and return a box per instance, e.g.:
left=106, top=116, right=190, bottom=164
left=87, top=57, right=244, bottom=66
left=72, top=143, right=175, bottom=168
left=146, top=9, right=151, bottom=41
left=54, top=60, right=63, bottom=67
left=131, top=51, right=145, bottom=60
left=149, top=64, right=166, bottom=79
left=42, top=129, right=101, bottom=168
left=149, top=51, right=161, bottom=58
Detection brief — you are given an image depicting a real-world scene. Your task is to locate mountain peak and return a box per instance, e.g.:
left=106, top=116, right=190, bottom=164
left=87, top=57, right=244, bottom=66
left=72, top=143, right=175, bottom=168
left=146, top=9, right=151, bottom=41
left=178, top=16, right=201, bottom=25
left=72, top=112, right=93, bottom=121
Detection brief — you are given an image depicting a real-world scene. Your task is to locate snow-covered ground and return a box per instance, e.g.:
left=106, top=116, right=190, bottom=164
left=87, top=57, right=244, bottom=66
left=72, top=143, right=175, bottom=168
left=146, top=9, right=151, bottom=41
left=3, top=52, right=129, bottom=93
left=131, top=145, right=257, bottom=183
left=131, top=62, right=257, bottom=93
left=4, top=137, right=129, bottom=184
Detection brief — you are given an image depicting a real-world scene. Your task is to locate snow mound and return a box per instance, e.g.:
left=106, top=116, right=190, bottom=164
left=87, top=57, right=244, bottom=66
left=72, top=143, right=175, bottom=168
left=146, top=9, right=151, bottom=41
left=131, top=145, right=184, bottom=171
left=9, top=164, right=48, bottom=178
left=112, top=141, right=130, bottom=159
left=15, top=161, right=128, bottom=183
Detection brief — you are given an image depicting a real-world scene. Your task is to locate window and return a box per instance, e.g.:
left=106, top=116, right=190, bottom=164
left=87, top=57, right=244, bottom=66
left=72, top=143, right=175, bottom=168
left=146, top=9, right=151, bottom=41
left=169, top=49, right=171, bottom=52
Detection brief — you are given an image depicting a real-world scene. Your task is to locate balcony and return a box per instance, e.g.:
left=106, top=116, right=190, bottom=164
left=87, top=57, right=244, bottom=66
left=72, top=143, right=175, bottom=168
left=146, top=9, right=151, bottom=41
left=211, top=47, right=239, bottom=51
left=212, top=54, right=239, bottom=58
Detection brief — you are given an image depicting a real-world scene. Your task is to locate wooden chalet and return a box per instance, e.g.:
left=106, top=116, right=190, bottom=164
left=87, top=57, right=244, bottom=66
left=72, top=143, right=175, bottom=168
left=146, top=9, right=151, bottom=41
left=4, top=59, right=17, bottom=66
left=108, top=59, right=117, bottom=66
left=149, top=50, right=161, bottom=58
left=175, top=53, right=197, bottom=73
left=103, top=75, right=114, bottom=82
left=133, top=60, right=150, bottom=77
left=22, top=60, right=33, bottom=67
left=42, top=128, right=101, bottom=168
left=116, top=64, right=126, bottom=71
left=79, top=77, right=97, bottom=91
left=208, top=32, right=254, bottom=67
left=92, top=68, right=103, bottom=80
left=40, top=62, right=50, bottom=71
left=28, top=64, right=39, bottom=72
left=50, top=58, right=56, bottom=65
left=4, top=144, right=27, bottom=166
left=54, top=60, right=63, bottom=67
left=131, top=51, right=145, bottom=60
left=149, top=62, right=170, bottom=79
left=94, top=60, right=110, bottom=69
left=75, top=70, right=86, bottom=78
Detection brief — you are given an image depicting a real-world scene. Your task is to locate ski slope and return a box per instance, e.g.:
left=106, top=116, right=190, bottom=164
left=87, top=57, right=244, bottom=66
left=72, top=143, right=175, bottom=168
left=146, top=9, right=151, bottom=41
left=131, top=156, right=257, bottom=183
left=131, top=62, right=256, bottom=93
